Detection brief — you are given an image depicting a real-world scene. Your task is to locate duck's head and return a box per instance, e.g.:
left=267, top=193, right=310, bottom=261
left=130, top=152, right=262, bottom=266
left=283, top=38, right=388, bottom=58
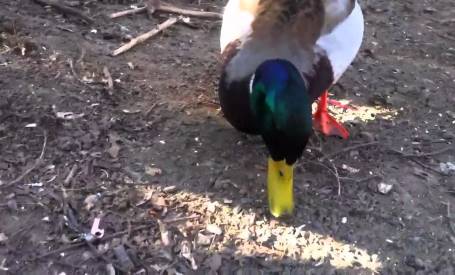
left=250, top=59, right=313, bottom=217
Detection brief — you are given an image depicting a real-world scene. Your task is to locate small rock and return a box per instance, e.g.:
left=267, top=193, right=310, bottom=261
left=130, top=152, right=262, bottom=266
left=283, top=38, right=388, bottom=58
left=197, top=232, right=212, bottom=246
left=6, top=199, right=17, bottom=211
left=206, top=224, right=223, bottom=235
left=0, top=233, right=8, bottom=243
left=446, top=110, right=455, bottom=119
left=440, top=162, right=455, bottom=175
left=377, top=182, right=393, bottom=194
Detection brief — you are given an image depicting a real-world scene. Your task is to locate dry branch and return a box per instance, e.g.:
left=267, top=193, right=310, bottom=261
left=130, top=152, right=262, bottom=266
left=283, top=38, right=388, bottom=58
left=111, top=17, right=178, bottom=56
left=109, top=3, right=222, bottom=20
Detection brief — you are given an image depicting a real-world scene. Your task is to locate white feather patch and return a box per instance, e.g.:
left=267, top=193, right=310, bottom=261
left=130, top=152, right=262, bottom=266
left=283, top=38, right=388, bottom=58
left=317, top=1, right=364, bottom=82
left=220, top=0, right=255, bottom=52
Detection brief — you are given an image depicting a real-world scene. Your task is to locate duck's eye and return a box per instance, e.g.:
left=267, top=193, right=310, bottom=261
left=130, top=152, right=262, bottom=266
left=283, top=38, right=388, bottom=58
left=279, top=170, right=284, bottom=177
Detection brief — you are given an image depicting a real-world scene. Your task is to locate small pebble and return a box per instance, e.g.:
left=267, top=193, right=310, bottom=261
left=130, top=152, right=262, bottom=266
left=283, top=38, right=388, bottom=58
left=378, top=182, right=393, bottom=194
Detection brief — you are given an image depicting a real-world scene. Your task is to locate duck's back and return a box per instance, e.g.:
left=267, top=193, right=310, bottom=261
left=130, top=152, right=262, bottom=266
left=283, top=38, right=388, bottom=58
left=220, top=0, right=363, bottom=84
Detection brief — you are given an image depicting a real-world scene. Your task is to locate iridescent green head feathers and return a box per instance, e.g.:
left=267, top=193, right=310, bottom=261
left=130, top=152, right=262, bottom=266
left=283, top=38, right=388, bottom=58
left=249, top=59, right=313, bottom=164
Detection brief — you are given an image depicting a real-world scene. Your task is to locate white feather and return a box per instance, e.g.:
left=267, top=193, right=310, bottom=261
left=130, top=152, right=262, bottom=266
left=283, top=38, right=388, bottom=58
left=317, top=1, right=364, bottom=82
left=220, top=0, right=255, bottom=52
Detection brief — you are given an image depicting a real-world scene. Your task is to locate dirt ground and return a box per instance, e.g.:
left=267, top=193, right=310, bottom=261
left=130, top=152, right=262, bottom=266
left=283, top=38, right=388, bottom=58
left=0, top=0, right=454, bottom=274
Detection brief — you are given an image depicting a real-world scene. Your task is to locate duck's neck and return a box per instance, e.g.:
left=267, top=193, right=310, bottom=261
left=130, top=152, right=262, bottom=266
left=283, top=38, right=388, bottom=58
left=249, top=59, right=313, bottom=163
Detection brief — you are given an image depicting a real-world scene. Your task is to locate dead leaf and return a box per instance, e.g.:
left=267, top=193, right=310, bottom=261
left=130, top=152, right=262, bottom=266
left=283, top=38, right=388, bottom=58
left=145, top=166, right=162, bottom=176
left=206, top=224, right=223, bottom=235
left=341, top=164, right=360, bottom=174
left=151, top=194, right=167, bottom=208
left=84, top=194, right=100, bottom=210
left=158, top=220, right=172, bottom=246
left=103, top=66, right=114, bottom=92
left=239, top=229, right=251, bottom=240
left=107, top=132, right=121, bottom=159
left=197, top=232, right=212, bottom=246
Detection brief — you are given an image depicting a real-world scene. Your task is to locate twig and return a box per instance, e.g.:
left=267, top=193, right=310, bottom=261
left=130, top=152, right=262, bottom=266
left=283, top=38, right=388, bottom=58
left=304, top=160, right=342, bottom=195
left=32, top=0, right=94, bottom=24
left=408, top=158, right=446, bottom=176
left=388, top=146, right=454, bottom=158
left=111, top=17, right=179, bottom=56
left=2, top=131, right=47, bottom=189
left=163, top=214, right=200, bottom=224
left=67, top=58, right=91, bottom=87
left=109, top=3, right=222, bottom=20
left=340, top=175, right=383, bottom=184
left=320, top=141, right=379, bottom=161
left=157, top=3, right=222, bottom=19
left=328, top=161, right=342, bottom=196
left=109, top=6, right=146, bottom=18
left=64, top=164, right=78, bottom=186
left=34, top=242, right=86, bottom=260
left=103, top=66, right=114, bottom=93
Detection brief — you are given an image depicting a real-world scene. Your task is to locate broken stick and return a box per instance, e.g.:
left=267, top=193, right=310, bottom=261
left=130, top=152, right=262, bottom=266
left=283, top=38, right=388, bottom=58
left=111, top=17, right=178, bottom=56
left=109, top=4, right=222, bottom=20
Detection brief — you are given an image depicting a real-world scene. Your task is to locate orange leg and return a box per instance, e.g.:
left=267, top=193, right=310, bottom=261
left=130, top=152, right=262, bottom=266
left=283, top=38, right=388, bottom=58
left=313, top=91, right=350, bottom=139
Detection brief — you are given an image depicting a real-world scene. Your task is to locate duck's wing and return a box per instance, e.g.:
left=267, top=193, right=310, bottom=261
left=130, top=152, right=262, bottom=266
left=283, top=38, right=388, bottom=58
left=220, top=1, right=359, bottom=82
left=309, top=1, right=363, bottom=100
left=317, top=1, right=363, bottom=82
left=220, top=0, right=258, bottom=54
left=321, top=0, right=356, bottom=34
left=250, top=0, right=324, bottom=48
left=251, top=0, right=356, bottom=47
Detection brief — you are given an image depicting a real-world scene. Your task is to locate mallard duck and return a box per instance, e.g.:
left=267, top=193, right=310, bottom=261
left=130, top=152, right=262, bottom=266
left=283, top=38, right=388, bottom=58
left=218, top=0, right=364, bottom=217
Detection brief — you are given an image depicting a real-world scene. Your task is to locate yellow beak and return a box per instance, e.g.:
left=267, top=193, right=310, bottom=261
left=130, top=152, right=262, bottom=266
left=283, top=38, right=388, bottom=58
left=267, top=158, right=294, bottom=217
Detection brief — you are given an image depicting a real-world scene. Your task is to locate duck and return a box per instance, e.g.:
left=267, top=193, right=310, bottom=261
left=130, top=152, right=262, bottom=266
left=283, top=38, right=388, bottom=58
left=218, top=0, right=364, bottom=217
